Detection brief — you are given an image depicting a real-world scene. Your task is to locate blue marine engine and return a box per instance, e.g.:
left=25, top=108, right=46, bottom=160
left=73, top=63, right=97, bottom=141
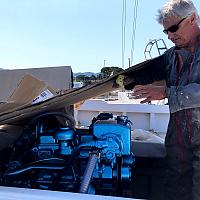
left=1, top=112, right=135, bottom=195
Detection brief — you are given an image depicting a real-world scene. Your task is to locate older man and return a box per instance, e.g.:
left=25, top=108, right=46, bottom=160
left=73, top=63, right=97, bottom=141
left=124, top=0, right=200, bottom=199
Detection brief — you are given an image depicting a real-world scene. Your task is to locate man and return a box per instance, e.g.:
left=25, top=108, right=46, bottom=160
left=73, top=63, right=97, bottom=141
left=124, top=0, right=200, bottom=199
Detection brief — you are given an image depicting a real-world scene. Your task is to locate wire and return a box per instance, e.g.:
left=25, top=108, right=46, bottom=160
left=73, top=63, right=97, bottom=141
left=121, top=0, right=127, bottom=68
left=130, top=0, right=139, bottom=66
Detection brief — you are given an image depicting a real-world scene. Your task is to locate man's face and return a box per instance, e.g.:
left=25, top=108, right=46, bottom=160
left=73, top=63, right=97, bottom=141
left=163, top=15, right=192, bottom=48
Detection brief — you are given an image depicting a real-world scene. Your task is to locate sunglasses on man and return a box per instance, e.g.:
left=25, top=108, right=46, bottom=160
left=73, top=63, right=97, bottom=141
left=163, top=17, right=187, bottom=34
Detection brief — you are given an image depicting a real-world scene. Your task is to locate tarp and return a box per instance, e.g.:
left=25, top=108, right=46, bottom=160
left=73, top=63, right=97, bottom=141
left=0, top=57, right=161, bottom=125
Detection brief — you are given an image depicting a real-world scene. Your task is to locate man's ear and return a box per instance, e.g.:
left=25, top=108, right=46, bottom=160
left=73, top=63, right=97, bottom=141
left=190, top=12, right=197, bottom=25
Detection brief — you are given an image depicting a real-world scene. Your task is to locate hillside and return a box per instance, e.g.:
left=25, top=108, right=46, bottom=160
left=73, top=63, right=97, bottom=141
left=73, top=72, right=98, bottom=77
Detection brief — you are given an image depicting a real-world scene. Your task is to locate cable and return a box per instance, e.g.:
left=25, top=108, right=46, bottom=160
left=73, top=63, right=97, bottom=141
left=121, top=0, right=127, bottom=68
left=130, top=0, right=139, bottom=66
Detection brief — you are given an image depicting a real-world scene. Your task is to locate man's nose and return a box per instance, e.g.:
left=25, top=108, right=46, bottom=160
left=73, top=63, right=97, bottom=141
left=167, top=31, right=175, bottom=40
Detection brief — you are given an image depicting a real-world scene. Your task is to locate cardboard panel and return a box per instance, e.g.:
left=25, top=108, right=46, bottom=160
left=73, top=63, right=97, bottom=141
left=0, top=66, right=72, bottom=101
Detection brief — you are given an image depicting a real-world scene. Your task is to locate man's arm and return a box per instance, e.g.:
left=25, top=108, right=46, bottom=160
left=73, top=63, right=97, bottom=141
left=123, top=54, right=167, bottom=90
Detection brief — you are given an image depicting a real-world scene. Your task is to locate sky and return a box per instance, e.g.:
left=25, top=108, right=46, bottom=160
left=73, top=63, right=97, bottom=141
left=0, top=0, right=199, bottom=73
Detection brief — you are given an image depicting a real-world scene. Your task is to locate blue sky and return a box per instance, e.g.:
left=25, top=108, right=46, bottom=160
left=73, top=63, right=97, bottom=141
left=0, top=0, right=199, bottom=73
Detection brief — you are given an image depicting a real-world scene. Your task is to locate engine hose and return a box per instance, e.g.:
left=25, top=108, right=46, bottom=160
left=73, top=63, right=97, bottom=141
left=29, top=111, right=76, bottom=129
left=79, top=153, right=99, bottom=194
left=5, top=158, right=65, bottom=176
left=5, top=165, right=64, bottom=176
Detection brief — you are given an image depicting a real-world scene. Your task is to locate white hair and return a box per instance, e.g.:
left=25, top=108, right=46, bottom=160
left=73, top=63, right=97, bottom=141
left=157, top=0, right=200, bottom=26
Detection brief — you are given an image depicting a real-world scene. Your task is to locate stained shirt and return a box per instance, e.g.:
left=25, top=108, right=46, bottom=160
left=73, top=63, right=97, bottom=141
left=164, top=42, right=200, bottom=113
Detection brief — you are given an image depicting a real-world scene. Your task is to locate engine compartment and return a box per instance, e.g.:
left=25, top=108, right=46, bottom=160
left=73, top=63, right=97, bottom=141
left=0, top=112, right=136, bottom=196
left=0, top=112, right=166, bottom=199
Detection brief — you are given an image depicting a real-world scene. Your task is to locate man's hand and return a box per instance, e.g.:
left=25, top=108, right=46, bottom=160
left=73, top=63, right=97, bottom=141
left=132, top=84, right=166, bottom=103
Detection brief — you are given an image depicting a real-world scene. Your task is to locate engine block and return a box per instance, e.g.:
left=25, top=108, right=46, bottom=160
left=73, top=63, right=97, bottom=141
left=1, top=112, right=135, bottom=195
